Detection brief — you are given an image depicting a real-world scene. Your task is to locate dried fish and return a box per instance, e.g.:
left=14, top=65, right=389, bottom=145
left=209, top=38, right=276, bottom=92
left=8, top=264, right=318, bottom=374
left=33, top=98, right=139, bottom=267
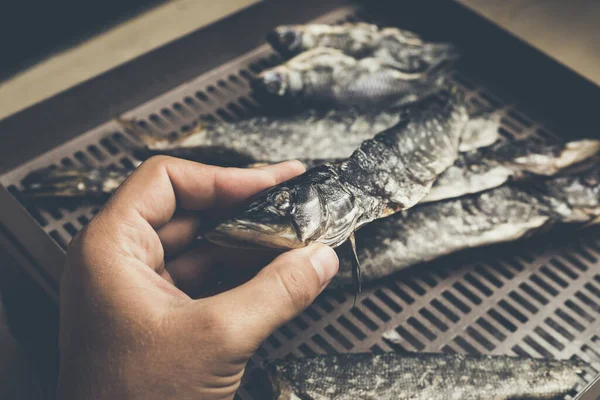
left=206, top=90, right=469, bottom=291
left=265, top=352, right=584, bottom=400
left=424, top=137, right=600, bottom=203
left=125, top=106, right=405, bottom=164
left=333, top=164, right=600, bottom=286
left=268, top=22, right=460, bottom=73
left=19, top=106, right=497, bottom=201
left=253, top=48, right=449, bottom=109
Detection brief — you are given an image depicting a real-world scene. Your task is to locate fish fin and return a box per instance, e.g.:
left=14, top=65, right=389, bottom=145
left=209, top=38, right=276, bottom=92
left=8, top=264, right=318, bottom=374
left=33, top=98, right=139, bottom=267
left=116, top=116, right=159, bottom=148
left=348, top=233, right=362, bottom=306
left=459, top=111, right=503, bottom=152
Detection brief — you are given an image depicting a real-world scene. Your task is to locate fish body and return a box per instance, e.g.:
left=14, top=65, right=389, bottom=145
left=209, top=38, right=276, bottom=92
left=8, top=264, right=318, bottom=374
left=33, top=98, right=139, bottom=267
left=20, top=108, right=500, bottom=201
left=266, top=352, right=584, bottom=400
left=333, top=164, right=600, bottom=286
left=296, top=137, right=600, bottom=204
left=206, top=91, right=468, bottom=250
left=254, top=48, right=449, bottom=109
left=267, top=23, right=460, bottom=73
left=130, top=106, right=405, bottom=164
left=424, top=137, right=600, bottom=203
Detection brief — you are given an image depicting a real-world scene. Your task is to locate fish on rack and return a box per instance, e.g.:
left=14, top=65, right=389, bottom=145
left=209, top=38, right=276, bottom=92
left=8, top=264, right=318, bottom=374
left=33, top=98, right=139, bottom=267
left=123, top=106, right=406, bottom=164
left=332, top=163, right=600, bottom=286
left=20, top=106, right=502, bottom=201
left=205, top=90, right=470, bottom=292
left=265, top=352, right=585, bottom=400
left=253, top=48, right=450, bottom=109
left=423, top=136, right=600, bottom=203
left=268, top=22, right=461, bottom=73
left=282, top=136, right=600, bottom=205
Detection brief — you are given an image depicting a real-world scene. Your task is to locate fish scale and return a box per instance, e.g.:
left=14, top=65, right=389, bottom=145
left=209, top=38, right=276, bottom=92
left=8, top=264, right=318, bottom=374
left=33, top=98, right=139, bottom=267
left=206, top=91, right=469, bottom=292
left=265, top=352, right=584, bottom=400
left=333, top=165, right=600, bottom=287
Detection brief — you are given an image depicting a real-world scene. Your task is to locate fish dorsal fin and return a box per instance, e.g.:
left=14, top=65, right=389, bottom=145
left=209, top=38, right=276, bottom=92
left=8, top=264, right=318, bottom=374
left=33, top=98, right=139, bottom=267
left=348, top=233, right=362, bottom=307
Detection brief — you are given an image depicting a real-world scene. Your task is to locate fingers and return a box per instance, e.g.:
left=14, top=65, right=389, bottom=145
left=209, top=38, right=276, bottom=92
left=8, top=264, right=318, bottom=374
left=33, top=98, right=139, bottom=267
left=156, top=160, right=304, bottom=256
left=81, top=157, right=304, bottom=274
left=157, top=211, right=203, bottom=255
left=208, top=244, right=338, bottom=346
left=105, top=157, right=304, bottom=231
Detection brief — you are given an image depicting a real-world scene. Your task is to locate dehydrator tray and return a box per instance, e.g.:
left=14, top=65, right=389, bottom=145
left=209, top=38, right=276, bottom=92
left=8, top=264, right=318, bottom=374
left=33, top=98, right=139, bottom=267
left=1, top=1, right=600, bottom=398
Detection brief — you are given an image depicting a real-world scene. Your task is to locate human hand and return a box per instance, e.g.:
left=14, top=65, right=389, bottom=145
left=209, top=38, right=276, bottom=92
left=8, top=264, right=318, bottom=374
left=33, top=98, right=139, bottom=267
left=56, top=156, right=339, bottom=400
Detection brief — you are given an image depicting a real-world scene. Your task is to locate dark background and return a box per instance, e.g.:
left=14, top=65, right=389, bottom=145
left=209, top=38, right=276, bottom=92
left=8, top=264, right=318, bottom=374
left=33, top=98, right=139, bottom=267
left=0, top=0, right=167, bottom=83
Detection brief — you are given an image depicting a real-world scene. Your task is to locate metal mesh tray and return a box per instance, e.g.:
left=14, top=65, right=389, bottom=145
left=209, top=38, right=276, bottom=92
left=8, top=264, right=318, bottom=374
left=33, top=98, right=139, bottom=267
left=2, top=5, right=600, bottom=400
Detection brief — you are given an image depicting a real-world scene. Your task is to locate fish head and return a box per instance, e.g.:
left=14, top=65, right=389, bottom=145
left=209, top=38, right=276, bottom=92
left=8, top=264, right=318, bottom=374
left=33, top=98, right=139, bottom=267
left=564, top=164, right=600, bottom=211
left=267, top=25, right=304, bottom=55
left=257, top=69, right=288, bottom=96
left=205, top=167, right=339, bottom=250
left=541, top=164, right=600, bottom=222
left=253, top=65, right=306, bottom=101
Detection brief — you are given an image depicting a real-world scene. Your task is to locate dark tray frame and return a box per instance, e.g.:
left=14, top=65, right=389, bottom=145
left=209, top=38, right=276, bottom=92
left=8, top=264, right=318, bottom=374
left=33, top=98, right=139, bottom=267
left=1, top=1, right=599, bottom=398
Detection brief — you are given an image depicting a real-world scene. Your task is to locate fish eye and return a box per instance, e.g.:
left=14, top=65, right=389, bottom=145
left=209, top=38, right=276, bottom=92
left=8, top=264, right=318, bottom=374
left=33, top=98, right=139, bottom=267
left=271, top=190, right=292, bottom=211
left=280, top=30, right=297, bottom=47
left=262, top=72, right=283, bottom=95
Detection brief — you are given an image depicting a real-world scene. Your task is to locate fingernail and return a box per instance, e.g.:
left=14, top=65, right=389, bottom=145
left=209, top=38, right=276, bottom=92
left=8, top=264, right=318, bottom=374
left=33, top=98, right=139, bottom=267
left=309, top=244, right=339, bottom=287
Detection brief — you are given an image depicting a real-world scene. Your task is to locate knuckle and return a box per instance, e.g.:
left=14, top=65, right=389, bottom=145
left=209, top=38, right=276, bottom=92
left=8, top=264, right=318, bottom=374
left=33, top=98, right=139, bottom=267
left=138, top=155, right=173, bottom=176
left=144, top=154, right=172, bottom=168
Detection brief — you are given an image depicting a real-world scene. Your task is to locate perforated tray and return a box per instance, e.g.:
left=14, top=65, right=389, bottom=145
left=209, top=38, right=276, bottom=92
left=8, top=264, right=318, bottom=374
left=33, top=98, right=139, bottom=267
left=1, top=4, right=600, bottom=400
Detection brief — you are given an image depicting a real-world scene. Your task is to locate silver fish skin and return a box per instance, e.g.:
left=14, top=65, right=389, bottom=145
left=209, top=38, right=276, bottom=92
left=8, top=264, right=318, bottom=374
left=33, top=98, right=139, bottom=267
left=127, top=107, right=404, bottom=164
left=254, top=48, right=449, bottom=109
left=20, top=166, right=133, bottom=200
left=295, top=137, right=600, bottom=205
left=205, top=91, right=468, bottom=250
left=424, top=137, right=600, bottom=203
left=266, top=352, right=585, bottom=400
left=267, top=23, right=460, bottom=73
left=333, top=164, right=600, bottom=286
left=18, top=110, right=498, bottom=201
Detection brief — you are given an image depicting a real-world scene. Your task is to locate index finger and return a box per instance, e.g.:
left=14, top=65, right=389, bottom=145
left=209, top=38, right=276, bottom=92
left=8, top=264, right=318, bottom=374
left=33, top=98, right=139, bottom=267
left=105, top=156, right=305, bottom=229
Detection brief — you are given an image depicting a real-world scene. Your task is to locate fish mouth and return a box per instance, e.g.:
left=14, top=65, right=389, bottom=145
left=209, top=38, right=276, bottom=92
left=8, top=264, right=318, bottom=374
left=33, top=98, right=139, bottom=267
left=205, top=218, right=304, bottom=249
left=254, top=70, right=286, bottom=96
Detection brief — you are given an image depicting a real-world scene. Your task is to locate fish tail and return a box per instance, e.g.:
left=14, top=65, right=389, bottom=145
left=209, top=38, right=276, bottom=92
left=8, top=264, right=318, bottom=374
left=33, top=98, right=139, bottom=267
left=116, top=117, right=159, bottom=148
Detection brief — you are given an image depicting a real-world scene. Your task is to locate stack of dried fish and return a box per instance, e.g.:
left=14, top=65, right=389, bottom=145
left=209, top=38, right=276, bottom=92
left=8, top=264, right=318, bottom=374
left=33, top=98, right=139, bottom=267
left=267, top=23, right=460, bottom=72
left=20, top=105, right=501, bottom=200
left=258, top=23, right=460, bottom=108
left=333, top=162, right=600, bottom=286
left=21, top=21, right=462, bottom=199
left=205, top=89, right=600, bottom=290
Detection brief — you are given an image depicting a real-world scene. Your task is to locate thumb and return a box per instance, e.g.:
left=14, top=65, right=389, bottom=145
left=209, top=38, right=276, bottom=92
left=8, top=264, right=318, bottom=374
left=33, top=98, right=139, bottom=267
left=216, top=243, right=338, bottom=347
